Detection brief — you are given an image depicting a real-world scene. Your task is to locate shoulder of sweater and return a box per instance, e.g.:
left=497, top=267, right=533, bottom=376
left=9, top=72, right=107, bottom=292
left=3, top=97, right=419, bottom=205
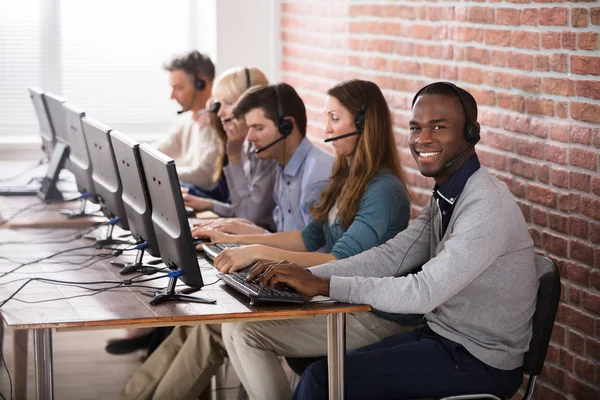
left=363, top=172, right=407, bottom=204
left=460, top=167, right=520, bottom=216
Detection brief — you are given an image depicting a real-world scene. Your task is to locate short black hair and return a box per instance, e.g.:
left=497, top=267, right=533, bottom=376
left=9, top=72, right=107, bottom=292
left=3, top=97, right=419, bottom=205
left=233, top=83, right=307, bottom=136
left=412, top=82, right=478, bottom=123
left=164, top=51, right=215, bottom=82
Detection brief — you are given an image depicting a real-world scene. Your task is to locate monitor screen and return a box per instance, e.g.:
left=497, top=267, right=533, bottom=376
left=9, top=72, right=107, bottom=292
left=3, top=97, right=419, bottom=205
left=81, top=117, right=130, bottom=231
left=110, top=131, right=160, bottom=257
left=63, top=103, right=95, bottom=197
left=138, top=143, right=204, bottom=289
left=28, top=87, right=55, bottom=158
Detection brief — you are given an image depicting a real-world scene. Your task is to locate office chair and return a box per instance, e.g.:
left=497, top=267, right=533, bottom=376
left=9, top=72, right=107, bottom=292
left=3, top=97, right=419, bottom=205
left=286, top=255, right=560, bottom=400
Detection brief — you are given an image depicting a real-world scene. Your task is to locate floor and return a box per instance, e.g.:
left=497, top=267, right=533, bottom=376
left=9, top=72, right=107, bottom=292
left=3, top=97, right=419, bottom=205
left=0, top=326, right=243, bottom=400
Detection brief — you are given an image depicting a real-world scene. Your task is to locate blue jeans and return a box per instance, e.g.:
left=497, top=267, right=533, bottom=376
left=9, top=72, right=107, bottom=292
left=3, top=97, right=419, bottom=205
left=293, top=325, right=523, bottom=400
left=180, top=174, right=230, bottom=204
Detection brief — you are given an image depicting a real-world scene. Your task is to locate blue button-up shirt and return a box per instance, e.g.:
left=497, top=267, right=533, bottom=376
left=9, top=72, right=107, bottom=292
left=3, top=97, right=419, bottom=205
left=433, top=153, right=481, bottom=239
left=273, top=138, right=334, bottom=232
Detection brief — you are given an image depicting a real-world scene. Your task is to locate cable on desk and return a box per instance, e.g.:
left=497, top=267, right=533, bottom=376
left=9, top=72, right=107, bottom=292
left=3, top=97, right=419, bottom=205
left=0, top=245, right=97, bottom=279
left=0, top=221, right=106, bottom=246
left=0, top=158, right=44, bottom=182
left=0, top=203, right=48, bottom=227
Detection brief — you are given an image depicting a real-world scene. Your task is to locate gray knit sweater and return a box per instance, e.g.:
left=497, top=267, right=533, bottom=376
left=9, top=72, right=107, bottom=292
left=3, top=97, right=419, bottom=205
left=309, top=167, right=538, bottom=370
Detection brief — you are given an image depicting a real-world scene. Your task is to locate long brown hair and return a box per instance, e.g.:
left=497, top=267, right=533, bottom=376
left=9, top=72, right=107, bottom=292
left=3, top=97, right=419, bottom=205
left=311, top=79, right=411, bottom=229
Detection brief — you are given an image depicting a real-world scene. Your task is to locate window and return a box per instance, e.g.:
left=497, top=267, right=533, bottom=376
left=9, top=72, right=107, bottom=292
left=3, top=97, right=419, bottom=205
left=0, top=0, right=212, bottom=140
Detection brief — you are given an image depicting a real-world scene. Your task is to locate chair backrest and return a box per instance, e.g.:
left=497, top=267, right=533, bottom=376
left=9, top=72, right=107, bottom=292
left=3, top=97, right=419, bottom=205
left=522, top=255, right=560, bottom=376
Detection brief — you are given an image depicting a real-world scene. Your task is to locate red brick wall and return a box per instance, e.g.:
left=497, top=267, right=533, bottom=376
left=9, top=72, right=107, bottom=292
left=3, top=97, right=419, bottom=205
left=280, top=1, right=600, bottom=398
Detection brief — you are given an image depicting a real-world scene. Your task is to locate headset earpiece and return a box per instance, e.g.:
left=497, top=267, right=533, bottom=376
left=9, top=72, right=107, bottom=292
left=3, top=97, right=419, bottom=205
left=244, top=67, right=251, bottom=90
left=194, top=76, right=206, bottom=91
left=274, top=85, right=293, bottom=137
left=355, top=94, right=367, bottom=133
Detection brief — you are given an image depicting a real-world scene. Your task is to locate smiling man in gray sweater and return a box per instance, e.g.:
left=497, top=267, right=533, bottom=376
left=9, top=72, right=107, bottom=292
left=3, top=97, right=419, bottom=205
left=252, top=82, right=538, bottom=400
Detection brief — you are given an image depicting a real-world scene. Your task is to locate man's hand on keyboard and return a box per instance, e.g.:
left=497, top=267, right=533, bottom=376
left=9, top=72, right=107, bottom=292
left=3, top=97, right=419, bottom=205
left=214, top=245, right=264, bottom=274
left=190, top=228, right=232, bottom=249
left=247, top=260, right=330, bottom=298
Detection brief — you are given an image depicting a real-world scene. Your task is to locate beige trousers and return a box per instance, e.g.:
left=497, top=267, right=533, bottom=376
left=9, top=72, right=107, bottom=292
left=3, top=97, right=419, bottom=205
left=117, top=324, right=225, bottom=400
left=222, top=312, right=412, bottom=400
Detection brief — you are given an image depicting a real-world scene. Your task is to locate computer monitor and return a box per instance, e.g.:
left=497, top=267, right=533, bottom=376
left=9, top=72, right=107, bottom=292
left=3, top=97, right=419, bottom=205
left=42, top=92, right=68, bottom=145
left=37, top=141, right=69, bottom=203
left=138, top=143, right=215, bottom=306
left=28, top=87, right=55, bottom=159
left=109, top=131, right=162, bottom=274
left=81, top=117, right=129, bottom=230
left=63, top=103, right=95, bottom=198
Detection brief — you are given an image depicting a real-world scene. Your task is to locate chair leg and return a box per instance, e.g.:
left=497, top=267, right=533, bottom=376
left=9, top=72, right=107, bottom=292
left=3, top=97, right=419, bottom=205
left=13, top=329, right=28, bottom=400
left=211, top=359, right=229, bottom=400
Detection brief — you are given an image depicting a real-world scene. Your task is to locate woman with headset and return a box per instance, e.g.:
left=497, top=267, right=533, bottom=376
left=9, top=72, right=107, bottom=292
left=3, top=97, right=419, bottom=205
left=182, top=66, right=278, bottom=233
left=193, top=79, right=419, bottom=400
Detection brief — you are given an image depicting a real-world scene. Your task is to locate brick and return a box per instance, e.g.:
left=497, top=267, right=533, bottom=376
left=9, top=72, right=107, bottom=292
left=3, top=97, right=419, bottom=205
left=409, top=24, right=432, bottom=40
left=509, top=157, right=536, bottom=179
left=572, top=8, right=589, bottom=27
left=562, top=304, right=594, bottom=333
left=569, top=171, right=591, bottom=192
left=592, top=7, right=600, bottom=25
left=558, top=193, right=580, bottom=212
left=505, top=115, right=532, bottom=134
left=513, top=179, right=526, bottom=199
left=570, top=147, right=597, bottom=171
left=468, top=87, right=495, bottom=107
left=545, top=143, right=567, bottom=165
left=480, top=110, right=501, bottom=128
left=490, top=50, right=507, bottom=67
left=512, top=30, right=539, bottom=49
left=512, top=75, right=541, bottom=93
left=588, top=336, right=600, bottom=360
left=568, top=376, right=599, bottom=400
left=422, top=63, right=440, bottom=79
left=390, top=60, right=421, bottom=75
left=560, top=348, right=573, bottom=371
left=495, top=8, right=520, bottom=25
left=571, top=55, right=600, bottom=76
left=579, top=31, right=599, bottom=50
left=576, top=80, right=600, bottom=100
left=556, top=101, right=569, bottom=119
left=484, top=71, right=511, bottom=89
left=528, top=183, right=557, bottom=208
left=535, top=55, right=550, bottom=72
left=509, top=52, right=534, bottom=71
left=569, top=328, right=585, bottom=354
left=551, top=323, right=565, bottom=345
left=539, top=7, right=568, bottom=26
left=574, top=356, right=596, bottom=382
left=521, top=8, right=537, bottom=25
left=593, top=176, right=600, bottom=196
left=570, top=240, right=594, bottom=264
left=497, top=93, right=524, bottom=112
left=487, top=131, right=513, bottom=151
left=530, top=118, right=548, bottom=138
left=562, top=31, right=577, bottom=50
left=591, top=270, right=600, bottom=291
left=465, top=47, right=489, bottom=64
left=533, top=206, right=547, bottom=226
left=529, top=227, right=540, bottom=245
left=542, top=78, right=574, bottom=96
left=582, top=290, right=600, bottom=314
left=525, top=98, right=555, bottom=116
left=349, top=21, right=381, bottom=35
left=570, top=217, right=589, bottom=239
left=428, top=6, right=455, bottom=21
left=394, top=41, right=414, bottom=56
left=595, top=129, right=600, bottom=148
left=582, top=195, right=600, bottom=219
left=484, top=29, right=511, bottom=47
left=570, top=125, right=592, bottom=144
left=571, top=102, right=600, bottom=124
left=439, top=65, right=457, bottom=80
left=469, top=6, right=494, bottom=24
left=549, top=211, right=569, bottom=233
left=550, top=53, right=568, bottom=73
left=428, top=45, right=453, bottom=60
left=552, top=167, right=569, bottom=188
left=549, top=123, right=571, bottom=143
left=565, top=261, right=590, bottom=286
left=541, top=32, right=562, bottom=49
left=349, top=39, right=394, bottom=53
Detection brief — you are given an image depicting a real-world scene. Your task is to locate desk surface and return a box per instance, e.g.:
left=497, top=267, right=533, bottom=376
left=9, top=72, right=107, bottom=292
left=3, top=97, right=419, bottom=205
left=0, top=209, right=369, bottom=332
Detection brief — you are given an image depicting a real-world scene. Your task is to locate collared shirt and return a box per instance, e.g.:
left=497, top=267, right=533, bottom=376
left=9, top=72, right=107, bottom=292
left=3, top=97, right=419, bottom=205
left=211, top=140, right=277, bottom=231
left=432, top=153, right=480, bottom=239
left=273, top=137, right=334, bottom=232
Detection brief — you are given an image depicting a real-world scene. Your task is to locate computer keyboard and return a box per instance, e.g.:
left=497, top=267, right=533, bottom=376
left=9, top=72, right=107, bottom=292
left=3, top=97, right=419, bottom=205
left=202, top=242, right=244, bottom=260
left=219, top=268, right=304, bottom=305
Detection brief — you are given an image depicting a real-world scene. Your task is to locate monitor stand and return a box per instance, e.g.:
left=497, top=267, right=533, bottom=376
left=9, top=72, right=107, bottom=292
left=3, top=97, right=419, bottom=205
left=141, top=271, right=216, bottom=305
left=38, top=142, right=69, bottom=203
left=86, top=222, right=132, bottom=248
left=60, top=196, right=101, bottom=219
left=112, top=247, right=163, bottom=275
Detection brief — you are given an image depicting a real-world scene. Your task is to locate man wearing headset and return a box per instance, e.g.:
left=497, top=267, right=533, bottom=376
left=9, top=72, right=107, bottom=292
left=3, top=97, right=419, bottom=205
left=154, top=50, right=228, bottom=202
left=252, top=82, right=538, bottom=400
left=117, top=82, right=334, bottom=400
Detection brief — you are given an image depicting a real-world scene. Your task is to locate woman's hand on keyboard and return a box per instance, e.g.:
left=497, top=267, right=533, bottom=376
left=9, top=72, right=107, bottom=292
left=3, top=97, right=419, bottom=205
left=248, top=261, right=330, bottom=298
left=190, top=228, right=232, bottom=249
left=214, top=245, right=263, bottom=274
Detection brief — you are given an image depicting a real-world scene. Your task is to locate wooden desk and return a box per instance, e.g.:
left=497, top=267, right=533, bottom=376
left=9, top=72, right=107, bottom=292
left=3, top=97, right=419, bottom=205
left=0, top=225, right=368, bottom=400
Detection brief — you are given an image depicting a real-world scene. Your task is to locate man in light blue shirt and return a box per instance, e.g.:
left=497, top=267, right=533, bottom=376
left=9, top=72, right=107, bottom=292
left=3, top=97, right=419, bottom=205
left=234, top=83, right=334, bottom=232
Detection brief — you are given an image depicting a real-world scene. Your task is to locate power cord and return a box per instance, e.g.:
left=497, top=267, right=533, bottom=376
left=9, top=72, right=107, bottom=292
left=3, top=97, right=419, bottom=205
left=0, top=203, right=48, bottom=227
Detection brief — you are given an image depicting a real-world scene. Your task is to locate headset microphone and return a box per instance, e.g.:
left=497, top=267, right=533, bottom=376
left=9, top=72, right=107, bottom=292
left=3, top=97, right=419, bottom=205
left=254, top=136, right=287, bottom=154
left=442, top=146, right=471, bottom=170
left=324, top=130, right=360, bottom=143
